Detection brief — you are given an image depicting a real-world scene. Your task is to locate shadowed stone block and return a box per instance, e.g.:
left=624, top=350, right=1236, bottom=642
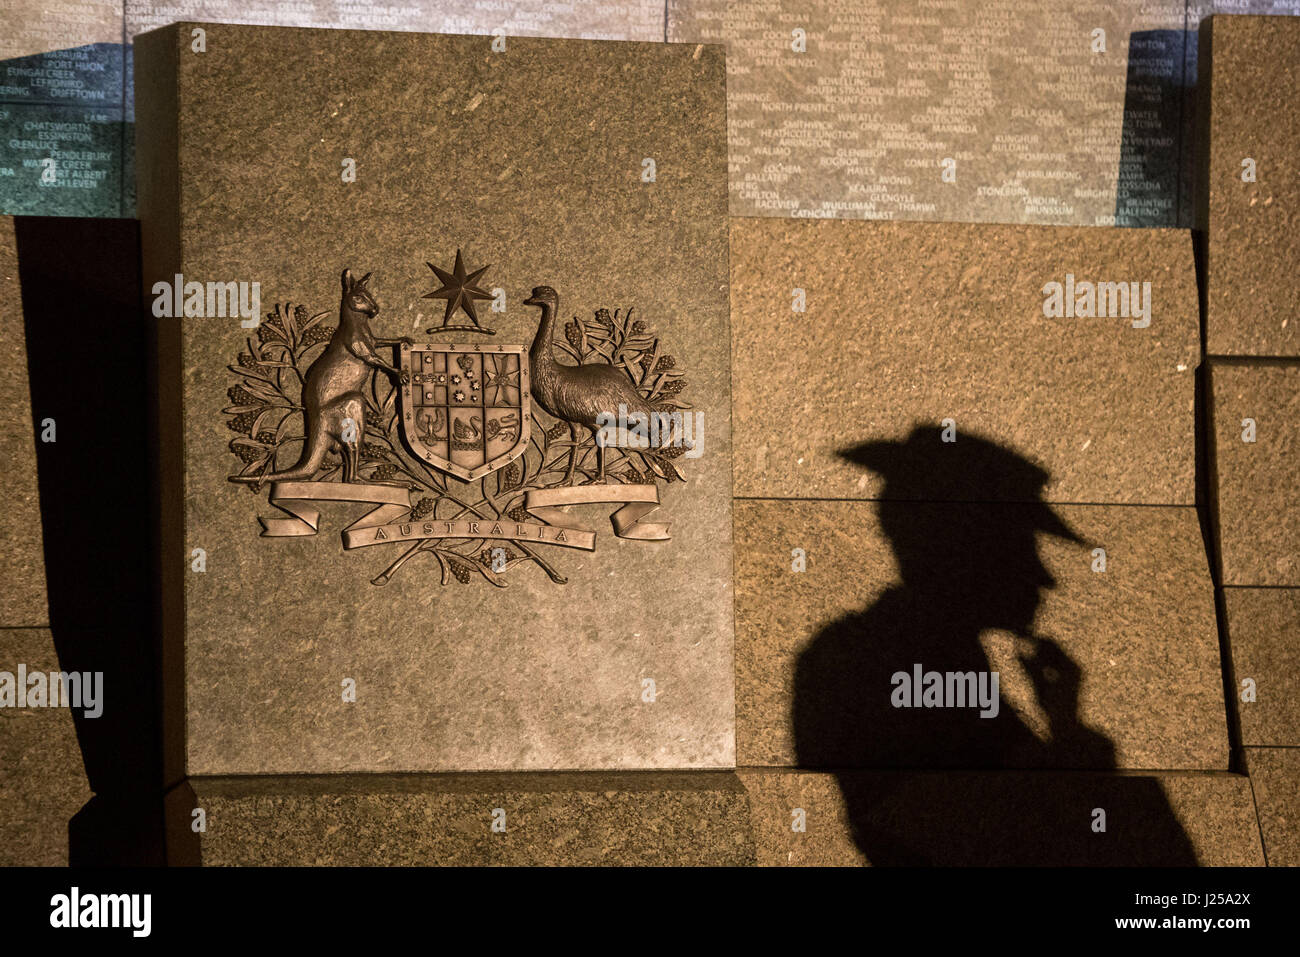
left=1243, top=747, right=1300, bottom=865
left=5, top=217, right=164, bottom=863
left=731, top=218, right=1199, bottom=504
left=1199, top=15, right=1300, bottom=357
left=1208, top=360, right=1300, bottom=586
left=1225, top=588, right=1300, bottom=747
left=166, top=772, right=754, bottom=865
left=0, top=217, right=47, bottom=627
left=670, top=0, right=1189, bottom=226
left=738, top=771, right=860, bottom=866
left=135, top=24, right=733, bottom=776
left=0, top=628, right=93, bottom=866
left=735, top=500, right=1228, bottom=770
left=740, top=769, right=1263, bottom=866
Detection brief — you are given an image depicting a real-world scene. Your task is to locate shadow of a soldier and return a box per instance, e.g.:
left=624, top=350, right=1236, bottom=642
left=792, top=426, right=1197, bottom=865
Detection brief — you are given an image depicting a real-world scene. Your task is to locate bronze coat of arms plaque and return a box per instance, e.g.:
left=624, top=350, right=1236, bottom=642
left=225, top=263, right=683, bottom=575
left=136, top=24, right=733, bottom=777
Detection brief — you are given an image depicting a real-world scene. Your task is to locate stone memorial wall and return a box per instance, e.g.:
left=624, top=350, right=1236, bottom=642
left=0, top=5, right=1296, bottom=868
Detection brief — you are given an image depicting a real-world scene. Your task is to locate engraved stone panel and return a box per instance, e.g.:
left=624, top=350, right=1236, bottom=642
left=0, top=104, right=124, bottom=217
left=731, top=217, right=1199, bottom=504
left=0, top=1, right=126, bottom=217
left=669, top=0, right=1188, bottom=226
left=125, top=0, right=665, bottom=42
left=735, top=500, right=1228, bottom=770
left=136, top=24, right=734, bottom=775
left=1208, top=360, right=1300, bottom=586
left=0, top=0, right=122, bottom=93
left=1199, top=14, right=1300, bottom=357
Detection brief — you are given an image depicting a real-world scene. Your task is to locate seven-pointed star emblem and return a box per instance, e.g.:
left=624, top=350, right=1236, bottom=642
left=423, top=249, right=493, bottom=330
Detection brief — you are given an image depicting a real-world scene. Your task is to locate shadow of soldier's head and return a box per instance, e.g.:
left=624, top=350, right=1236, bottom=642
left=840, top=425, right=1084, bottom=635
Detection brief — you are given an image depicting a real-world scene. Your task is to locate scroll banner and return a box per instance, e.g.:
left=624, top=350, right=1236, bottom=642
left=257, top=481, right=596, bottom=550
left=525, top=484, right=671, bottom=542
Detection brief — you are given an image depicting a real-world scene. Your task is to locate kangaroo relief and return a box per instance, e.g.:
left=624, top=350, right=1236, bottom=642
left=230, top=269, right=409, bottom=489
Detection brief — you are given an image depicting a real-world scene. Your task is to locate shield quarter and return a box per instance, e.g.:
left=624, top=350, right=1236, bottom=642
left=399, top=343, right=530, bottom=481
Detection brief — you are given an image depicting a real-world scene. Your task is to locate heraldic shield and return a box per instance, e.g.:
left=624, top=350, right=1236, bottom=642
left=399, top=343, right=531, bottom=481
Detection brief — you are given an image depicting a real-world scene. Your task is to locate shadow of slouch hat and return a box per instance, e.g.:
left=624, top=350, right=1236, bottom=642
left=839, top=424, right=1083, bottom=544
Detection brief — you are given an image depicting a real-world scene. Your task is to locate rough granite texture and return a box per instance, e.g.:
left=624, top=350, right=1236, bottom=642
left=1200, top=15, right=1300, bottom=357
left=1243, top=747, right=1300, bottom=865
left=730, top=218, right=1199, bottom=504
left=1226, top=588, right=1300, bottom=747
left=165, top=767, right=1263, bottom=866
left=739, top=769, right=1263, bottom=866
left=735, top=500, right=1228, bottom=770
left=0, top=628, right=92, bottom=865
left=1208, top=360, right=1300, bottom=586
left=135, top=24, right=734, bottom=774
left=168, top=772, right=755, bottom=865
left=0, top=217, right=48, bottom=627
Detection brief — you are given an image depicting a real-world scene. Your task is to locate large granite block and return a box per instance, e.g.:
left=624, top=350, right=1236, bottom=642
left=731, top=218, right=1199, bottom=504
left=116, top=1, right=665, bottom=217
left=0, top=217, right=48, bottom=627
left=740, top=769, right=1264, bottom=866
left=736, top=500, right=1228, bottom=770
left=0, top=628, right=93, bottom=866
left=1199, top=15, right=1300, bottom=357
left=1208, top=360, right=1300, bottom=586
left=1225, top=587, right=1300, bottom=747
left=1243, top=747, right=1300, bottom=865
left=136, top=24, right=733, bottom=776
left=166, top=772, right=754, bottom=865
left=670, top=0, right=1189, bottom=226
